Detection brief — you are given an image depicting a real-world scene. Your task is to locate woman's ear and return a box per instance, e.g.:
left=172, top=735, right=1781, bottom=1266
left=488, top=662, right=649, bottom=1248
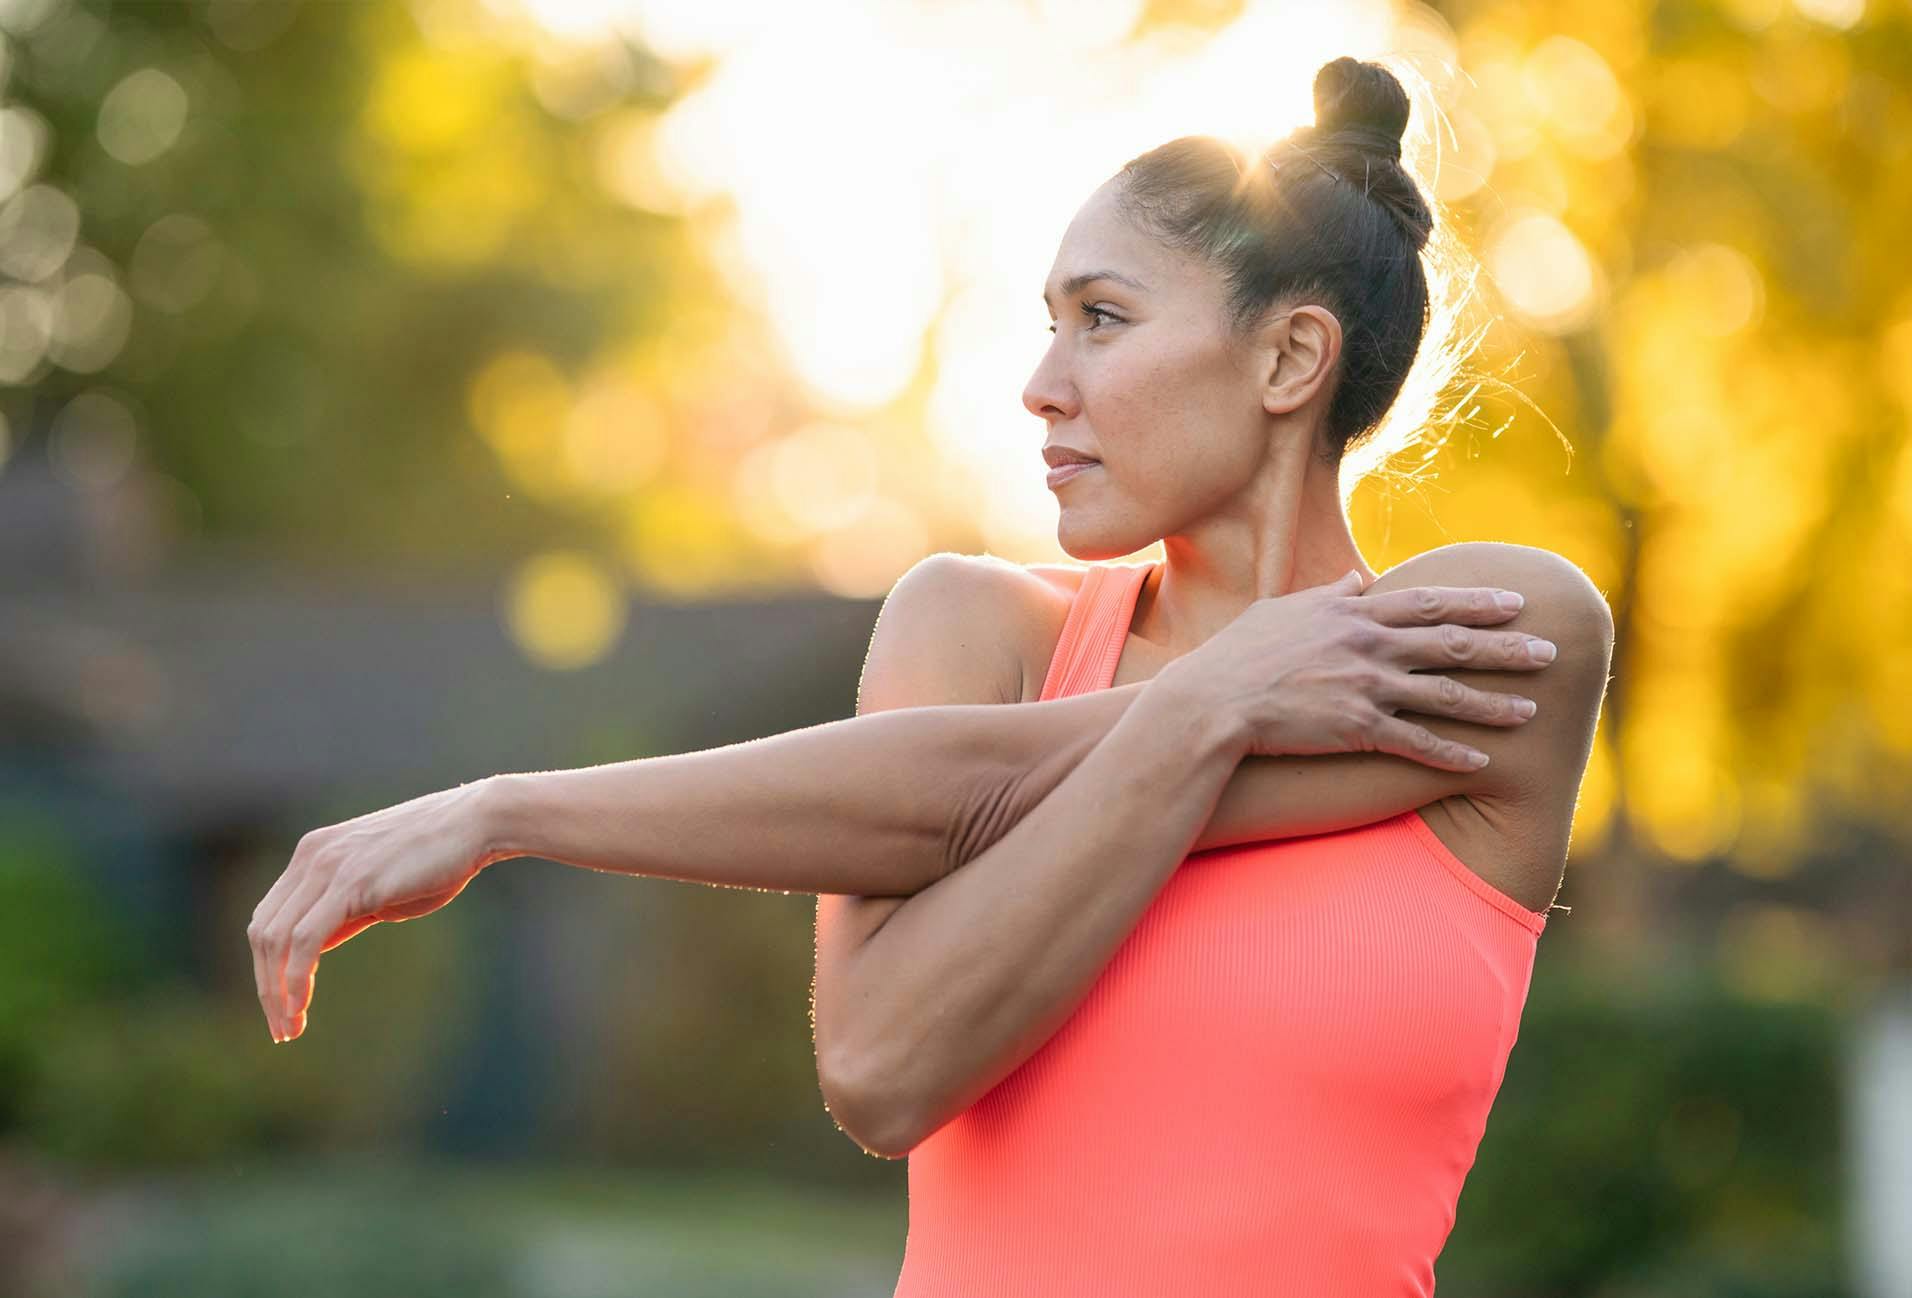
left=1259, top=304, right=1342, bottom=417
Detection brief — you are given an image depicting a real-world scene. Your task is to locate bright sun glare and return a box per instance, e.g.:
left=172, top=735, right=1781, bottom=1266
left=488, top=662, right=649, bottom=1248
left=507, top=0, right=1431, bottom=558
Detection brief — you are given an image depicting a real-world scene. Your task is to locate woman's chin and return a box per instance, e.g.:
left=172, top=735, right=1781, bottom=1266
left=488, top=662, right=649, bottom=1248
left=1056, top=517, right=1152, bottom=563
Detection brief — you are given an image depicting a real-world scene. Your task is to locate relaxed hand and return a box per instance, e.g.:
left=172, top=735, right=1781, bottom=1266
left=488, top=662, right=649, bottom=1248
left=247, top=778, right=502, bottom=1043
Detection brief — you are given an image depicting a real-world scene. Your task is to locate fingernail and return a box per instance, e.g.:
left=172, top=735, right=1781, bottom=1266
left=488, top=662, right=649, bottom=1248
left=1514, top=697, right=1537, bottom=717
left=1496, top=591, right=1524, bottom=612
left=1468, top=751, right=1490, bottom=767
left=1528, top=638, right=1557, bottom=662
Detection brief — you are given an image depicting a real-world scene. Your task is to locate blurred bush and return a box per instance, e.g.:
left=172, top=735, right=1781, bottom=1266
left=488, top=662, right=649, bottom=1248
left=0, top=812, right=299, bottom=1164
left=1438, top=955, right=1851, bottom=1297
left=40, top=1156, right=903, bottom=1298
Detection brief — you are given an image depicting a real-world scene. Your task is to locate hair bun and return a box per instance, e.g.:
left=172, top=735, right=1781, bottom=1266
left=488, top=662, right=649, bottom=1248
left=1311, top=56, right=1409, bottom=161
left=1323, top=123, right=1400, bottom=161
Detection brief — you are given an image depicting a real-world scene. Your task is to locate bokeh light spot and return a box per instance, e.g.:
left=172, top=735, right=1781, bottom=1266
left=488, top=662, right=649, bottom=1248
left=97, top=67, right=190, bottom=165
left=1485, top=210, right=1600, bottom=333
left=130, top=214, right=222, bottom=314
left=0, top=183, right=80, bottom=282
left=501, top=549, right=628, bottom=670
left=49, top=389, right=139, bottom=491
left=0, top=103, right=51, bottom=202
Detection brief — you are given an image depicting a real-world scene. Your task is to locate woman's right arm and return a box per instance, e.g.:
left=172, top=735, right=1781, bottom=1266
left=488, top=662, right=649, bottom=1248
left=813, top=562, right=1247, bottom=1158
left=812, top=552, right=1578, bottom=1158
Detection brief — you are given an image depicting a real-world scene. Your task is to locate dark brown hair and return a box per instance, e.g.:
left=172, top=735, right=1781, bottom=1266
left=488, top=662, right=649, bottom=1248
left=1113, top=57, right=1438, bottom=467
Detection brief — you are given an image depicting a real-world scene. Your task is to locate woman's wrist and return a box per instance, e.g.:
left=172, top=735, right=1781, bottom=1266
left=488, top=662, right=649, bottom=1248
left=1144, top=659, right=1253, bottom=766
left=475, top=771, right=529, bottom=869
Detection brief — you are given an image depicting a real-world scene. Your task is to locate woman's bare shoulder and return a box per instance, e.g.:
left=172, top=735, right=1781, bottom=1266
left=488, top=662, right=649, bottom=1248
left=922, top=553, right=1083, bottom=600
left=918, top=556, right=1092, bottom=704
left=1007, top=563, right=1095, bottom=701
left=1377, top=541, right=1611, bottom=622
left=873, top=554, right=1076, bottom=706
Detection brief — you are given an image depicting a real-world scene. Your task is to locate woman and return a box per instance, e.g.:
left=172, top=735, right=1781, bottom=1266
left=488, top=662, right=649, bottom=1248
left=250, top=56, right=1611, bottom=1295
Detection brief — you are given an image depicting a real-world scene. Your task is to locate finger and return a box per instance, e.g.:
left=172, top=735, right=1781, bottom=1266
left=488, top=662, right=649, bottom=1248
left=251, top=835, right=320, bottom=931
left=1362, top=585, right=1525, bottom=628
left=1313, top=568, right=1367, bottom=596
left=249, top=923, right=272, bottom=1042
left=1387, top=624, right=1558, bottom=671
left=1388, top=672, right=1537, bottom=726
left=253, top=878, right=305, bottom=1043
left=250, top=840, right=323, bottom=1040
left=1369, top=715, right=1491, bottom=771
left=264, top=868, right=331, bottom=1042
left=283, top=884, right=352, bottom=1041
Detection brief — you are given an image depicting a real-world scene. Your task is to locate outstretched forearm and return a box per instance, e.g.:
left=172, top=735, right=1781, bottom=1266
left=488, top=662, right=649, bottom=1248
left=482, top=689, right=1146, bottom=895
left=484, top=674, right=1472, bottom=898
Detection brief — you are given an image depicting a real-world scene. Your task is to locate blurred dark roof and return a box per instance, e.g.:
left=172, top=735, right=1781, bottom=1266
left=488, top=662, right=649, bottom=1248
left=0, top=456, right=877, bottom=836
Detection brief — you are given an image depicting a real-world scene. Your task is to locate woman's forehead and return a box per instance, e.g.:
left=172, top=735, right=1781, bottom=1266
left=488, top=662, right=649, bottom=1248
left=1049, top=206, right=1161, bottom=290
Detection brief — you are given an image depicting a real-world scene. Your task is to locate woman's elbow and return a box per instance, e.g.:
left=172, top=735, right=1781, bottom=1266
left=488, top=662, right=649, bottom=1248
left=819, top=1050, right=921, bottom=1159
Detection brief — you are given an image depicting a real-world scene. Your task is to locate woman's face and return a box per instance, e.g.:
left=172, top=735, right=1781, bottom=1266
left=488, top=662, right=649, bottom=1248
left=1024, top=178, right=1288, bottom=560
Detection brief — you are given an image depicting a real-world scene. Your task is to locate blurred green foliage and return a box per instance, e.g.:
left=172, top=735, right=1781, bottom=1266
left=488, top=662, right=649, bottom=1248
left=1440, top=956, right=1851, bottom=1296
left=3, top=0, right=694, bottom=568
left=51, top=1158, right=904, bottom=1298
left=0, top=812, right=296, bottom=1164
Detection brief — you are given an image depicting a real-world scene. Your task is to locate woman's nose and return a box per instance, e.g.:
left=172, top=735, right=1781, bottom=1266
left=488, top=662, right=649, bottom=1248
left=1022, top=358, right=1075, bottom=421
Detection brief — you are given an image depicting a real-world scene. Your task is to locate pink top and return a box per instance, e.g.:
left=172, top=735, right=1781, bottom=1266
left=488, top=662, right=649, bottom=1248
left=890, top=560, right=1549, bottom=1297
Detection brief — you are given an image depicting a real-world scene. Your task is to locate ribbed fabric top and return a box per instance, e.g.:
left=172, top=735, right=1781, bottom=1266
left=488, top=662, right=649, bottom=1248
left=891, top=560, right=1548, bottom=1298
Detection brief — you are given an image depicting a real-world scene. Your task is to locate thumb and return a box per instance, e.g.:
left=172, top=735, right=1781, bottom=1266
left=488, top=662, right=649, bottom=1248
left=1338, top=567, right=1368, bottom=592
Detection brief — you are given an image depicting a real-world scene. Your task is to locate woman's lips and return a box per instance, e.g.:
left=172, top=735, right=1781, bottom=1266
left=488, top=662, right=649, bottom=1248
left=1046, top=461, right=1099, bottom=489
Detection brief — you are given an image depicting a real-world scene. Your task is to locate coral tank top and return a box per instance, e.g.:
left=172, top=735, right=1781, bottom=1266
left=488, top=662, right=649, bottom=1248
left=889, top=560, right=1550, bottom=1298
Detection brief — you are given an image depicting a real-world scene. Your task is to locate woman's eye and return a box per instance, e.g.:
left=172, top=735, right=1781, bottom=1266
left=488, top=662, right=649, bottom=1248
left=1047, top=304, right=1122, bottom=334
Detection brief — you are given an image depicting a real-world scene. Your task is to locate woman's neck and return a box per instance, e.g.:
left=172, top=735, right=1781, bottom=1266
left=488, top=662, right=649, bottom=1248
left=1132, top=454, right=1373, bottom=656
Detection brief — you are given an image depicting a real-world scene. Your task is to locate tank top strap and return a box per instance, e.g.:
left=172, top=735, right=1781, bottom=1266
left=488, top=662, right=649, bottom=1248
left=1036, top=561, right=1154, bottom=701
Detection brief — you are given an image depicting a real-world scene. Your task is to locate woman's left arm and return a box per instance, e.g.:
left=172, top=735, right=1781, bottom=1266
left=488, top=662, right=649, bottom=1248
left=482, top=546, right=1607, bottom=890
left=252, top=544, right=1603, bottom=1040
left=252, top=682, right=1125, bottom=1041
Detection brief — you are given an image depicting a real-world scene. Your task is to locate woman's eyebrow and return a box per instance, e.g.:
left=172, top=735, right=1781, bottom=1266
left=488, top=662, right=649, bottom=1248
left=1042, top=269, right=1150, bottom=310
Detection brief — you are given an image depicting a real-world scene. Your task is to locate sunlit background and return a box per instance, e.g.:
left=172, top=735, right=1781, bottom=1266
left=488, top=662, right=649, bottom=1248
left=2, top=0, right=1908, bottom=1294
